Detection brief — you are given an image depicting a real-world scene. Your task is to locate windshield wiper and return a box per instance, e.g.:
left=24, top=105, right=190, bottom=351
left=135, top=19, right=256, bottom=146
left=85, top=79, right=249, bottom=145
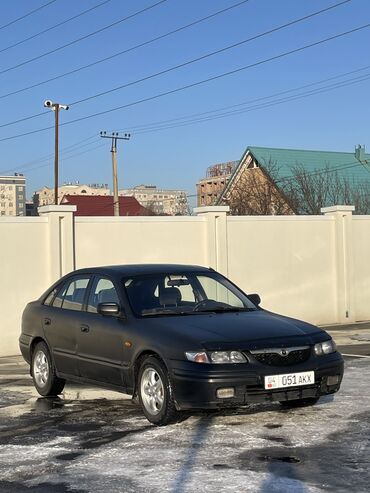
left=195, top=307, right=255, bottom=313
left=141, top=310, right=208, bottom=317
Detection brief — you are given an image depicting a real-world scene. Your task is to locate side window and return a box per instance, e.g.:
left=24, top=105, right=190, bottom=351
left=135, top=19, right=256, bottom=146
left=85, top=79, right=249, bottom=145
left=87, top=277, right=120, bottom=313
left=62, top=278, right=90, bottom=311
left=52, top=277, right=90, bottom=311
left=44, top=287, right=58, bottom=306
left=52, top=283, right=68, bottom=308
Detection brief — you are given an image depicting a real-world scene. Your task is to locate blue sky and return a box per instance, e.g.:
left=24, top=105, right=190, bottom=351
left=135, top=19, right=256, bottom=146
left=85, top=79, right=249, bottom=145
left=0, top=0, right=369, bottom=202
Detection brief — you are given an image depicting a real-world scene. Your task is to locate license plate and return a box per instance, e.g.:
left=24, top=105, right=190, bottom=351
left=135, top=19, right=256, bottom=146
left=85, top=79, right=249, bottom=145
left=264, top=371, right=315, bottom=390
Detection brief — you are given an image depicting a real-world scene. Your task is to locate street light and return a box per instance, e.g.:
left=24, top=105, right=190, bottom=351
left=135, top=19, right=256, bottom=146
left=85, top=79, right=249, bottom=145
left=44, top=100, right=69, bottom=205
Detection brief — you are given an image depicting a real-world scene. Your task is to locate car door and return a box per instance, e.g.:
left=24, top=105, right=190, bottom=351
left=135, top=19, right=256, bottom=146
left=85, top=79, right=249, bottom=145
left=77, top=276, right=126, bottom=387
left=43, top=275, right=91, bottom=377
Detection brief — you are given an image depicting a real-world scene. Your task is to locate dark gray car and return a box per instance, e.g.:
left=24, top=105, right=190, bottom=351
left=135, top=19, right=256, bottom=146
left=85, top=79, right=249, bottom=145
left=20, top=264, right=344, bottom=425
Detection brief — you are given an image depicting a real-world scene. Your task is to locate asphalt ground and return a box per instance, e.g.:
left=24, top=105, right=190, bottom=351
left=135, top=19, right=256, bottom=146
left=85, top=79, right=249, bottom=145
left=323, top=321, right=370, bottom=358
left=0, top=342, right=369, bottom=492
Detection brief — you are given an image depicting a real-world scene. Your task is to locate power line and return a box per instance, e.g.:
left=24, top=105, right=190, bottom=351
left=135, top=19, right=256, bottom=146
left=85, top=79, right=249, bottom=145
left=0, top=0, right=169, bottom=77
left=120, top=64, right=370, bottom=132
left=0, top=135, right=98, bottom=175
left=1, top=20, right=369, bottom=143
left=0, top=0, right=351, bottom=128
left=0, top=0, right=251, bottom=101
left=69, top=0, right=353, bottom=107
left=130, top=71, right=370, bottom=135
left=0, top=0, right=58, bottom=31
left=10, top=141, right=107, bottom=176
left=5, top=66, right=369, bottom=175
left=0, top=0, right=113, bottom=54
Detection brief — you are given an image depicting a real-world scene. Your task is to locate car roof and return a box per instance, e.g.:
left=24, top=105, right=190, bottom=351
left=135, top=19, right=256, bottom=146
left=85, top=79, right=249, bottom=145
left=72, top=264, right=212, bottom=277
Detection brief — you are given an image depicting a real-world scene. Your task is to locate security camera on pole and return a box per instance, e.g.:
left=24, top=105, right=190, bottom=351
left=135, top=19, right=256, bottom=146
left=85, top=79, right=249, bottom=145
left=43, top=100, right=70, bottom=205
left=100, top=131, right=130, bottom=216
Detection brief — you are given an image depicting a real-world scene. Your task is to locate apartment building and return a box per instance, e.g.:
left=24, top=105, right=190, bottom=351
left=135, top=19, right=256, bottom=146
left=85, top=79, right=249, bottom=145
left=0, top=173, right=26, bottom=216
left=119, top=185, right=188, bottom=215
left=196, top=161, right=238, bottom=206
left=33, top=182, right=110, bottom=208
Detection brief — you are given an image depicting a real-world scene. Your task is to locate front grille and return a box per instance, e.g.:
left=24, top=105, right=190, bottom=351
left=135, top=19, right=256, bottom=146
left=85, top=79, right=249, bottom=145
left=249, top=347, right=311, bottom=367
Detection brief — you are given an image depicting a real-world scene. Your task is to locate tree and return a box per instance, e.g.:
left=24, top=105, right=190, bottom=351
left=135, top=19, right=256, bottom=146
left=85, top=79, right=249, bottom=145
left=279, top=164, right=370, bottom=215
left=226, top=160, right=370, bottom=215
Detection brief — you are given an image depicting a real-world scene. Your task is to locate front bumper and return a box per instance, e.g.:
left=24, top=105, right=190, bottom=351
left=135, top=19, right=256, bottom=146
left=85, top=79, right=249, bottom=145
left=170, top=352, right=344, bottom=410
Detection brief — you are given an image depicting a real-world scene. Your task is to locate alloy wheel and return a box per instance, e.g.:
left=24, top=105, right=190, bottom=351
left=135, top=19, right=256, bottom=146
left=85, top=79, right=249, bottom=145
left=140, top=367, right=165, bottom=416
left=33, top=350, right=49, bottom=388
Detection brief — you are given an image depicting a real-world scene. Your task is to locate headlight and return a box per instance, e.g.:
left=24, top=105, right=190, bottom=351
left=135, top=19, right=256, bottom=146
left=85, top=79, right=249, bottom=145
left=210, top=351, right=247, bottom=363
left=185, top=351, right=209, bottom=363
left=314, top=339, right=336, bottom=356
left=185, top=350, right=247, bottom=364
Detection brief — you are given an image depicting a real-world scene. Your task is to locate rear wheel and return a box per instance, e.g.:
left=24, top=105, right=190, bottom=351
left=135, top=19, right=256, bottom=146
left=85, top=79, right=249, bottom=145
left=138, top=356, right=178, bottom=425
left=280, top=397, right=320, bottom=408
left=31, top=341, right=65, bottom=396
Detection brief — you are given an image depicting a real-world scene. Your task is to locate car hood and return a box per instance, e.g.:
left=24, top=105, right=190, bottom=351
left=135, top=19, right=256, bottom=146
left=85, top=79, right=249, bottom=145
left=153, top=309, right=327, bottom=350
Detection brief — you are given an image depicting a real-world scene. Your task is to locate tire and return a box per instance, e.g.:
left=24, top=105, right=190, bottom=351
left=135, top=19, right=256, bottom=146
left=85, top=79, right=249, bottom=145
left=279, top=397, right=320, bottom=408
left=31, top=341, right=65, bottom=397
left=137, top=356, right=178, bottom=425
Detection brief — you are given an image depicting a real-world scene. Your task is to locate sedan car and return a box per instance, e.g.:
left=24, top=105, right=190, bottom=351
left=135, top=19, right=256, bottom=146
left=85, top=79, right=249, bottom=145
left=20, top=264, right=343, bottom=425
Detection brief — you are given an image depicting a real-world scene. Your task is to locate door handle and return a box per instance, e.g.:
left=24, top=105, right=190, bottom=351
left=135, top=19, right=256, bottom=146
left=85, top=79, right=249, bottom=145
left=80, top=324, right=90, bottom=333
left=44, top=318, right=51, bottom=325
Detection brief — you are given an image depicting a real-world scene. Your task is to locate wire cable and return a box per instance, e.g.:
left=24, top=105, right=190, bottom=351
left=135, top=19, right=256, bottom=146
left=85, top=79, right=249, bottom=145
left=1, top=20, right=368, bottom=143
left=130, top=72, right=370, bottom=135
left=0, top=0, right=169, bottom=76
left=0, top=0, right=113, bottom=54
left=69, top=0, right=353, bottom=107
left=119, top=64, right=370, bottom=132
left=0, top=0, right=354, bottom=129
left=0, top=134, right=98, bottom=175
left=5, top=66, right=370, bottom=175
left=0, top=23, right=370, bottom=142
left=0, top=0, right=58, bottom=31
left=0, top=0, right=251, bottom=101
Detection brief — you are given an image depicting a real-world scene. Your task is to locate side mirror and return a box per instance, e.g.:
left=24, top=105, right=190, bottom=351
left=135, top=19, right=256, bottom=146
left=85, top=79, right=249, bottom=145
left=97, top=302, right=120, bottom=316
left=248, top=293, right=261, bottom=306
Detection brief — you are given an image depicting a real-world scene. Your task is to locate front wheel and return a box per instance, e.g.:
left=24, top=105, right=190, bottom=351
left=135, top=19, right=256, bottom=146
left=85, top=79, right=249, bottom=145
left=280, top=397, right=320, bottom=408
left=32, top=341, right=65, bottom=396
left=138, top=356, right=178, bottom=425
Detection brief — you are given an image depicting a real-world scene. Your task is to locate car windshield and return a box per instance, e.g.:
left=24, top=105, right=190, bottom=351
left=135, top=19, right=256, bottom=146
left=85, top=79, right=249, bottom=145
left=122, top=271, right=257, bottom=317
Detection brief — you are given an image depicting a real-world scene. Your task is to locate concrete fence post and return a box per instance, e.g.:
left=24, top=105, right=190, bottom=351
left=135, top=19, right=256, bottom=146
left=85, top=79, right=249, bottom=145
left=321, top=205, right=356, bottom=324
left=193, top=206, right=230, bottom=275
left=38, top=205, right=77, bottom=283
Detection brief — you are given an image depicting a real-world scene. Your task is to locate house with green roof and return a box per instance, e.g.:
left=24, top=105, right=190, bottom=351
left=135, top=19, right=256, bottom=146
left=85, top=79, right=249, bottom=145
left=216, top=145, right=370, bottom=214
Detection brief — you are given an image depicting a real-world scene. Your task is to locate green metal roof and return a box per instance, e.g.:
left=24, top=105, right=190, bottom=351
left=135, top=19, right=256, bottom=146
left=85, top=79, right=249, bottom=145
left=247, top=146, right=370, bottom=185
left=216, top=145, right=370, bottom=206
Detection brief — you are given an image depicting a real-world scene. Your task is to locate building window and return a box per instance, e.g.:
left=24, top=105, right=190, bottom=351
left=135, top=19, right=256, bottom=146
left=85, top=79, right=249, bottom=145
left=9, top=202, right=13, bottom=207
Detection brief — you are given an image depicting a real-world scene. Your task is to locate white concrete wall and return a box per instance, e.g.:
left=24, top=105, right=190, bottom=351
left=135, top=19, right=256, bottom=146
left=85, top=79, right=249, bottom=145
left=0, top=217, right=49, bottom=356
left=226, top=216, right=337, bottom=325
left=352, top=216, right=370, bottom=321
left=1, top=205, right=369, bottom=356
left=74, top=216, right=207, bottom=268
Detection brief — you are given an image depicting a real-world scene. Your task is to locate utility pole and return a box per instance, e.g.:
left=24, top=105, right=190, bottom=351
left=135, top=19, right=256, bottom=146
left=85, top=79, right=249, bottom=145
left=100, top=131, right=130, bottom=216
left=44, top=100, right=69, bottom=205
